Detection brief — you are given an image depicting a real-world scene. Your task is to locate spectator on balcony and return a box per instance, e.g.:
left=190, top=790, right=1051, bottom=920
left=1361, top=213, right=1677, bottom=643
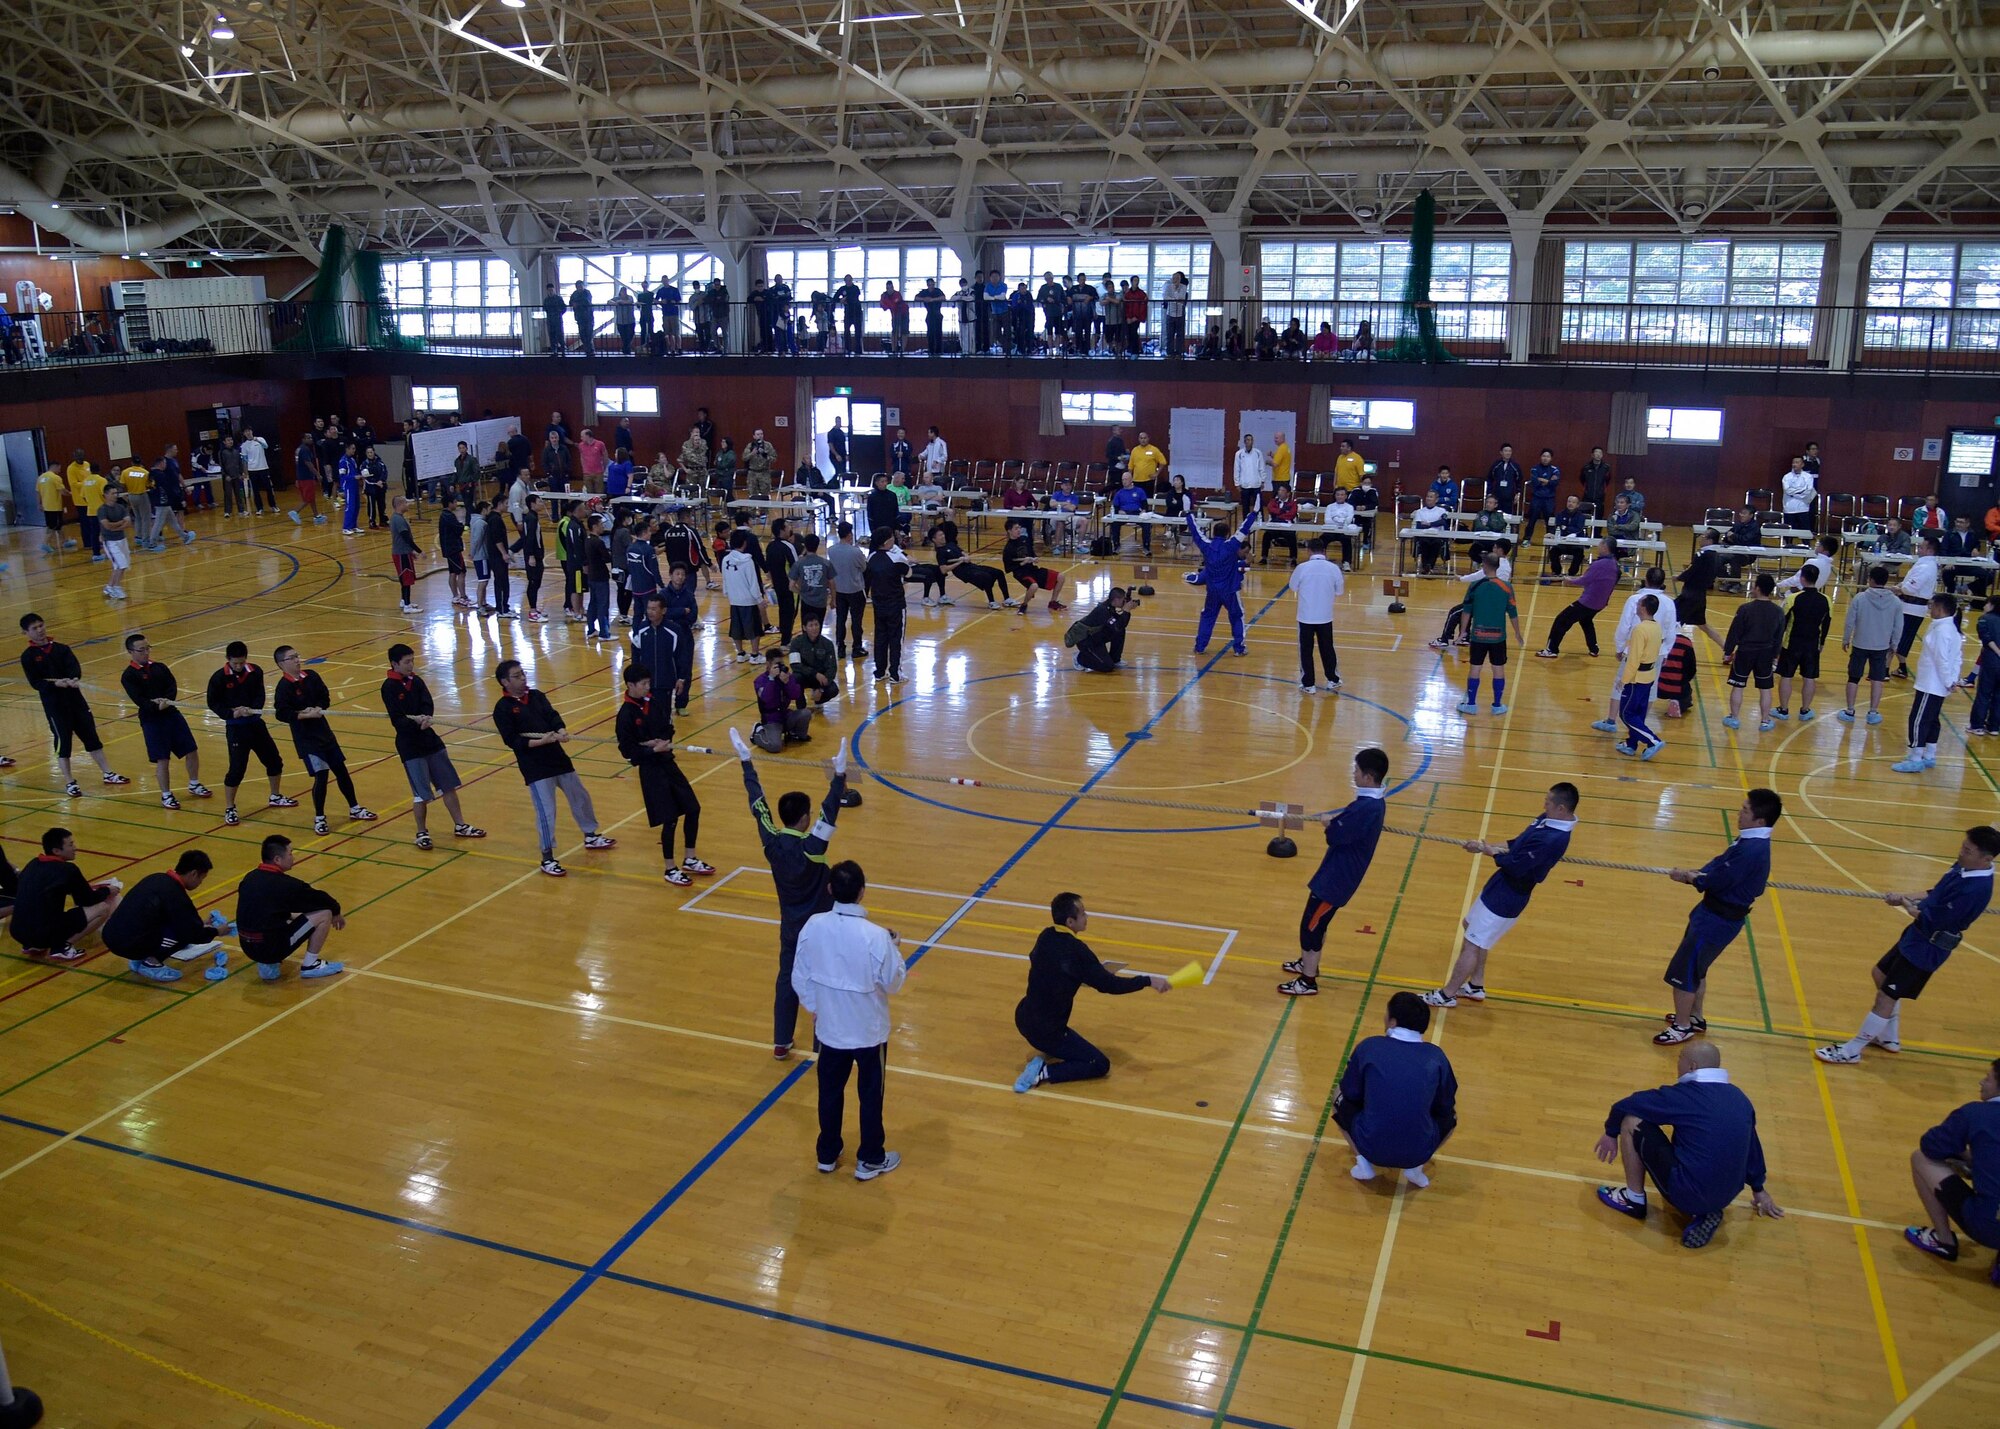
left=1038, top=273, right=1067, bottom=352
left=1124, top=279, right=1149, bottom=356
left=1163, top=272, right=1190, bottom=358
left=1312, top=321, right=1337, bottom=359
left=569, top=280, right=595, bottom=357
left=952, top=276, right=975, bottom=354
left=635, top=281, right=655, bottom=353
left=1010, top=282, right=1035, bottom=355
left=1068, top=276, right=1097, bottom=354
left=1280, top=317, right=1308, bottom=360
left=1348, top=317, right=1374, bottom=360
left=918, top=278, right=947, bottom=355
left=1254, top=318, right=1280, bottom=360
left=542, top=284, right=566, bottom=356
left=833, top=274, right=863, bottom=354
left=1103, top=276, right=1127, bottom=356
left=983, top=270, right=1008, bottom=351
left=613, top=286, right=637, bottom=354
left=881, top=283, right=909, bottom=355
left=657, top=276, right=681, bottom=354
left=1223, top=318, right=1246, bottom=359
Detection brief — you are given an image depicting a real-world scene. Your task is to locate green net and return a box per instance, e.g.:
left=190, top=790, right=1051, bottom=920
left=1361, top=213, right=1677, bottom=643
left=286, top=225, right=423, bottom=353
left=1390, top=191, right=1452, bottom=363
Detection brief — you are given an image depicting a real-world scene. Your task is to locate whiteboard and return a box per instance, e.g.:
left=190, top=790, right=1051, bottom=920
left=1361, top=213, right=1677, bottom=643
left=1239, top=408, right=1297, bottom=465
left=410, top=417, right=519, bottom=479
left=1168, top=407, right=1227, bottom=489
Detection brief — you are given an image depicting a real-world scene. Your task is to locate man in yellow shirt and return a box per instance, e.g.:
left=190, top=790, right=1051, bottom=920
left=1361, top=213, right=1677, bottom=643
left=36, top=468, right=74, bottom=556
left=1616, top=594, right=1666, bottom=761
left=1272, top=433, right=1294, bottom=492
left=1128, top=431, right=1166, bottom=489
left=119, top=463, right=155, bottom=548
left=67, top=452, right=106, bottom=560
left=1334, top=438, right=1365, bottom=489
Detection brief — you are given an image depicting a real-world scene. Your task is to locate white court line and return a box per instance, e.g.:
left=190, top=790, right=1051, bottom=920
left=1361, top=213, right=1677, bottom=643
left=682, top=868, right=1221, bottom=976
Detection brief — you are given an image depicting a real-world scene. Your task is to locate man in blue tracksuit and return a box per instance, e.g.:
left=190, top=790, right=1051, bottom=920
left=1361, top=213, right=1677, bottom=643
left=339, top=441, right=362, bottom=534
left=1186, top=505, right=1258, bottom=656
left=630, top=594, right=683, bottom=708
left=1424, top=781, right=1578, bottom=1008
left=1816, top=825, right=1999, bottom=1064
left=1523, top=449, right=1562, bottom=546
left=731, top=730, right=849, bottom=1058
left=1278, top=747, right=1388, bottom=996
left=1597, top=1040, right=1783, bottom=1247
left=1656, top=787, right=1780, bottom=1045
left=1904, top=1057, right=2000, bottom=1277
left=1335, top=990, right=1457, bottom=1188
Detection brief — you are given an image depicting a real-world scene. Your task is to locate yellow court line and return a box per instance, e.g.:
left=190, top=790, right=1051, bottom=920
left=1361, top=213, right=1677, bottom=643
left=1707, top=663, right=1912, bottom=1405
left=1872, top=1326, right=2000, bottom=1429
left=344, top=965, right=1907, bottom=1236
left=0, top=1276, right=345, bottom=1429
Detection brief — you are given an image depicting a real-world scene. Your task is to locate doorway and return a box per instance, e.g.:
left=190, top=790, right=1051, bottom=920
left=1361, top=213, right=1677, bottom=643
left=1, top=428, right=46, bottom=527
left=812, top=395, right=886, bottom=479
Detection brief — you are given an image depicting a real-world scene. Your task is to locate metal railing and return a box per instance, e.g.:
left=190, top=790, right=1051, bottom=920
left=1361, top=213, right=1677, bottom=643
left=9, top=297, right=2000, bottom=376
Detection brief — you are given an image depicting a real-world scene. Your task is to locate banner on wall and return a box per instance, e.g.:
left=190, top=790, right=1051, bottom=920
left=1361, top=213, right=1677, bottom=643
left=1168, top=407, right=1227, bottom=489
left=410, top=417, right=521, bottom=479
left=1239, top=408, right=1297, bottom=466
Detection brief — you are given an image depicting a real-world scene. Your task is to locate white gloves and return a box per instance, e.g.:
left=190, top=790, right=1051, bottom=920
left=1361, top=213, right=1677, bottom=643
left=832, top=744, right=848, bottom=777
left=729, top=727, right=752, bottom=761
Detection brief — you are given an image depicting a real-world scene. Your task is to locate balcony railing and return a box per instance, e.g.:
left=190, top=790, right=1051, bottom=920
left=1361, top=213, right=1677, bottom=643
left=7, top=298, right=2000, bottom=377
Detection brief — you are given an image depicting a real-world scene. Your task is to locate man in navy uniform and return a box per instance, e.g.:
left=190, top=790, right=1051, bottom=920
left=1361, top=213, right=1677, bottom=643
left=1424, top=782, right=1578, bottom=1008
left=1815, top=826, right=1999, bottom=1064
left=1655, top=789, right=1780, bottom=1046
left=1597, top=1041, right=1782, bottom=1248
left=1335, top=991, right=1458, bottom=1188
left=1278, top=747, right=1389, bottom=997
left=1903, top=1057, right=2000, bottom=1282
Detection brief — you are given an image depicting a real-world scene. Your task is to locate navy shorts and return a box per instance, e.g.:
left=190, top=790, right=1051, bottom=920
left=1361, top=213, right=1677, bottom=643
left=1664, top=907, right=1744, bottom=991
left=1939, top=1175, right=2000, bottom=1250
left=140, top=711, right=198, bottom=762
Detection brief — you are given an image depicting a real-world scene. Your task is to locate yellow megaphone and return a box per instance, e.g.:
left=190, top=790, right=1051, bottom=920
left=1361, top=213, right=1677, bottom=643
left=1167, top=960, right=1204, bottom=990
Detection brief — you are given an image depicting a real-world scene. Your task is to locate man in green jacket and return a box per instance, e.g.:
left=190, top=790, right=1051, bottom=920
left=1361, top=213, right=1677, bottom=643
left=788, top=610, right=841, bottom=710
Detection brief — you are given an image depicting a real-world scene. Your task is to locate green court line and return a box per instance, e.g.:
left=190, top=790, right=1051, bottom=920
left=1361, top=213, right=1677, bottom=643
left=0, top=970, right=191, bottom=1040
left=1206, top=794, right=1441, bottom=1424
left=1156, top=1310, right=1781, bottom=1429
left=1093, top=785, right=1438, bottom=1428
left=0, top=948, right=189, bottom=990
left=1942, top=710, right=2000, bottom=797
left=0, top=855, right=461, bottom=1102
left=1692, top=670, right=1721, bottom=769
left=1723, top=810, right=1777, bottom=1035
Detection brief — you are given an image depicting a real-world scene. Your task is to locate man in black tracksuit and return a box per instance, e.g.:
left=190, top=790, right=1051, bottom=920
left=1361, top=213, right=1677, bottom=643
left=865, top=530, right=908, bottom=682
left=1013, top=892, right=1168, bottom=1091
left=1067, top=588, right=1136, bottom=672
left=272, top=645, right=375, bottom=835
left=207, top=641, right=296, bottom=826
left=20, top=612, right=127, bottom=796
left=235, top=833, right=344, bottom=979
left=615, top=668, right=712, bottom=887
left=731, top=730, right=848, bottom=1058
left=9, top=827, right=119, bottom=959
left=103, top=851, right=221, bottom=984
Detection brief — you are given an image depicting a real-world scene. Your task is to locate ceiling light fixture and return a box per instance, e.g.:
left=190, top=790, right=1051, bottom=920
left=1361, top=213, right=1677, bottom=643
left=211, top=16, right=235, bottom=40
left=851, top=10, right=920, bottom=21
left=180, top=44, right=195, bottom=56
left=501, top=0, right=526, bottom=8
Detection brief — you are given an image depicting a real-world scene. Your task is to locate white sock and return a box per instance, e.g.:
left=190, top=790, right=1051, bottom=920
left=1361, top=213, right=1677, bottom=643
left=1403, top=1166, right=1430, bottom=1189
left=1350, top=1155, right=1376, bottom=1182
left=1880, top=1010, right=1901, bottom=1045
left=1841, top=1013, right=1889, bottom=1056
left=1924, top=744, right=1939, bottom=760
left=1624, top=1186, right=1646, bottom=1203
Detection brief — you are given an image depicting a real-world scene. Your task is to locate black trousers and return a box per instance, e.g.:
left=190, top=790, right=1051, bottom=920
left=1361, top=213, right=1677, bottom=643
left=224, top=721, right=284, bottom=789
left=489, top=561, right=511, bottom=611
left=1898, top=611, right=1924, bottom=661
left=773, top=584, right=796, bottom=643
left=874, top=606, right=905, bottom=679
left=545, top=316, right=564, bottom=355
left=1025, top=1024, right=1110, bottom=1083
left=249, top=473, right=277, bottom=511
left=1076, top=626, right=1126, bottom=672
left=815, top=1042, right=887, bottom=1167
left=835, top=590, right=868, bottom=655
left=1521, top=501, right=1554, bottom=547
left=775, top=927, right=803, bottom=1048
left=1299, top=622, right=1337, bottom=685
left=365, top=488, right=387, bottom=526
left=1545, top=600, right=1602, bottom=654
left=524, top=558, right=545, bottom=611
left=1261, top=529, right=1298, bottom=563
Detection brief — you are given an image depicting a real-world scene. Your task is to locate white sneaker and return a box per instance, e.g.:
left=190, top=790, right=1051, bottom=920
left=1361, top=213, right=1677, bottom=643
left=854, top=1150, right=901, bottom=1181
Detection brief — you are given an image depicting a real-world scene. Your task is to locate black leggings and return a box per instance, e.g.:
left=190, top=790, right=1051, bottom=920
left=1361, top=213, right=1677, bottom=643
left=311, top=760, right=359, bottom=815
left=224, top=722, right=284, bottom=790
left=659, top=807, right=700, bottom=862
left=1544, top=600, right=1602, bottom=655
left=910, top=564, right=945, bottom=598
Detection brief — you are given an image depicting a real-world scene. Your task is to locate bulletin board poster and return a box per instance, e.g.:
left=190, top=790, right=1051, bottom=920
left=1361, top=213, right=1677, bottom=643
left=1168, top=407, right=1226, bottom=489
left=411, top=417, right=520, bottom=478
left=1239, top=408, right=1297, bottom=461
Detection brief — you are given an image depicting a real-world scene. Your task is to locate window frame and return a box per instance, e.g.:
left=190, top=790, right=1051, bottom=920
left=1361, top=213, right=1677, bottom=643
left=1060, top=391, right=1138, bottom=426
left=1325, top=397, right=1416, bottom=434
left=595, top=386, right=660, bottom=416
left=1560, top=239, right=1826, bottom=347
left=764, top=244, right=963, bottom=336
left=1645, top=405, right=1725, bottom=445
left=411, top=384, right=460, bottom=414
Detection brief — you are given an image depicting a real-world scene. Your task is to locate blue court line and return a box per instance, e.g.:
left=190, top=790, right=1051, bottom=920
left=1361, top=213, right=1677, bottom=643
left=429, top=588, right=1294, bottom=1423
left=72, top=539, right=312, bottom=647
left=854, top=671, right=1434, bottom=833
left=0, top=1109, right=1288, bottom=1426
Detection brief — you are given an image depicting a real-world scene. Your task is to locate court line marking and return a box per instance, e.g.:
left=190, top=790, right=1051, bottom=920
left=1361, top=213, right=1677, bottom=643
left=428, top=591, right=1296, bottom=1425
left=1872, top=1325, right=2000, bottom=1429
left=0, top=1107, right=1290, bottom=1429
left=1704, top=659, right=1912, bottom=1406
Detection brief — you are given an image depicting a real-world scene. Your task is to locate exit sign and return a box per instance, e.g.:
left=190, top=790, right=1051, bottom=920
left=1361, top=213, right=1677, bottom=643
left=834, top=386, right=852, bottom=396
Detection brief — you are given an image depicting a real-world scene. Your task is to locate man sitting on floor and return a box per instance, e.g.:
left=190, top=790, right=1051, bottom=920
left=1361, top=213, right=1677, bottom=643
left=1595, top=1041, right=1783, bottom=1248
left=234, top=833, right=346, bottom=981
left=103, top=850, right=223, bottom=984
left=9, top=827, right=120, bottom=961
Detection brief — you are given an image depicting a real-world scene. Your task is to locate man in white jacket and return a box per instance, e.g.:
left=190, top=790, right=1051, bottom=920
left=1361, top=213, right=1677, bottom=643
left=1779, top=457, right=1818, bottom=534
left=793, top=859, right=908, bottom=1181
left=1234, top=434, right=1267, bottom=520
left=921, top=426, right=949, bottom=483
left=1292, top=537, right=1345, bottom=692
left=1896, top=593, right=1964, bottom=773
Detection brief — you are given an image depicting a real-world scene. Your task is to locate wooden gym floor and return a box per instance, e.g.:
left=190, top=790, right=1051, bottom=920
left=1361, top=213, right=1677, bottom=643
left=0, top=504, right=1994, bottom=1428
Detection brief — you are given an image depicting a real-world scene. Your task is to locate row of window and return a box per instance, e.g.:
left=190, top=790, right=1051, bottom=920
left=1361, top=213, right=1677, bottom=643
left=415, top=385, right=1722, bottom=448
left=385, top=239, right=2000, bottom=352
